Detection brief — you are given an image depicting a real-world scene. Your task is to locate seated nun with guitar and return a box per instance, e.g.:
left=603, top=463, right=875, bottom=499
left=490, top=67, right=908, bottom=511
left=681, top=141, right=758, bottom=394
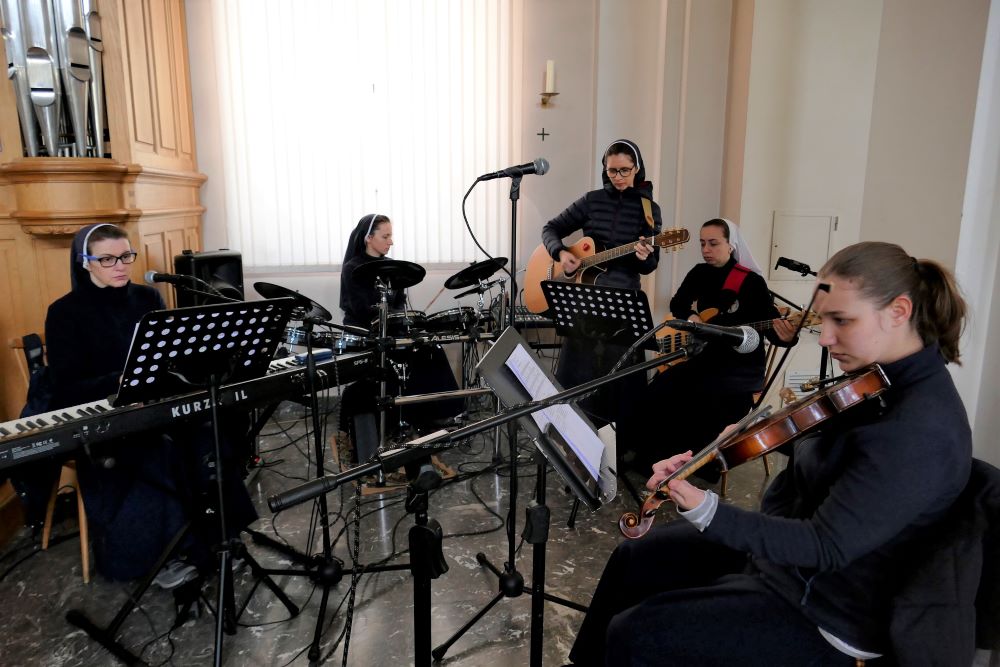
left=617, top=218, right=799, bottom=478
left=533, top=139, right=664, bottom=426
left=566, top=241, right=973, bottom=666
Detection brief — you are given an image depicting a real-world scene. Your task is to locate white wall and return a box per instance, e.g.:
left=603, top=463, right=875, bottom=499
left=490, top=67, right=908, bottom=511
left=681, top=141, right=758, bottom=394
left=651, top=0, right=734, bottom=317
left=953, top=0, right=1000, bottom=466
left=516, top=0, right=599, bottom=277
left=735, top=0, right=883, bottom=382
left=733, top=0, right=997, bottom=457
left=740, top=0, right=882, bottom=263
left=860, top=0, right=990, bottom=267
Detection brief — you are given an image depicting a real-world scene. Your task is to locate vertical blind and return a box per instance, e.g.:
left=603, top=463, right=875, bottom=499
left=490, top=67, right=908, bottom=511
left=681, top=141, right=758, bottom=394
left=210, top=0, right=516, bottom=268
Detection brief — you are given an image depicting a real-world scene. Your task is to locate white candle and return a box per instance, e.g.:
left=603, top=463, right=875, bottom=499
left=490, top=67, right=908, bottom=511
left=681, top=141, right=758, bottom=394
left=545, top=60, right=555, bottom=93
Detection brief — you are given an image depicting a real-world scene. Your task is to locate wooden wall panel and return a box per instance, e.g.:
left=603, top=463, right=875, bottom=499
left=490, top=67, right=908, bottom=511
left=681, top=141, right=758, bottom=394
left=103, top=0, right=197, bottom=172
left=0, top=0, right=205, bottom=546
left=0, top=233, right=26, bottom=420
left=149, top=0, right=177, bottom=153
left=171, top=2, right=194, bottom=157
left=122, top=2, right=156, bottom=149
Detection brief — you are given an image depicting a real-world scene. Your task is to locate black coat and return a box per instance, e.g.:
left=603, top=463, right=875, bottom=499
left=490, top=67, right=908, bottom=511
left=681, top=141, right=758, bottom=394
left=542, top=140, right=662, bottom=290
left=668, top=256, right=791, bottom=393
left=888, top=458, right=1000, bottom=664
left=707, top=344, right=973, bottom=654
left=45, top=278, right=164, bottom=409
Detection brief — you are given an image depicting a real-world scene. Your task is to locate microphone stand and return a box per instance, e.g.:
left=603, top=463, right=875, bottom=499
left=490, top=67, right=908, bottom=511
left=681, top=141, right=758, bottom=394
left=769, top=259, right=830, bottom=384
left=445, top=173, right=536, bottom=660
left=245, top=306, right=408, bottom=663
left=508, top=175, right=521, bottom=330
left=269, top=341, right=702, bottom=666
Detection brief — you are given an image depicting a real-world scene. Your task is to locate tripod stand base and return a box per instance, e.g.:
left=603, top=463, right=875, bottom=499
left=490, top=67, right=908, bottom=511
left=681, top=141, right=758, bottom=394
left=431, top=553, right=525, bottom=661
left=65, top=609, right=143, bottom=666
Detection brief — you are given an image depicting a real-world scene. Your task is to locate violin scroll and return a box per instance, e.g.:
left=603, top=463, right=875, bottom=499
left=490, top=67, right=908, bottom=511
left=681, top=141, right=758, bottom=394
left=619, top=490, right=671, bottom=539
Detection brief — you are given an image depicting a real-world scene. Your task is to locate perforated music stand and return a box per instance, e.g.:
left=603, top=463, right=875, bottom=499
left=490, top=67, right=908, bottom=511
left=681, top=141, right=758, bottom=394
left=540, top=281, right=658, bottom=351
left=114, top=298, right=295, bottom=407
left=97, top=297, right=295, bottom=666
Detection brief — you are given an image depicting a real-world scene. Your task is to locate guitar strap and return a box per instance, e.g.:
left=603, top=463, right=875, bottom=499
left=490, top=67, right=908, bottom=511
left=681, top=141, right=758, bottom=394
left=722, top=263, right=752, bottom=294
left=641, top=197, right=655, bottom=229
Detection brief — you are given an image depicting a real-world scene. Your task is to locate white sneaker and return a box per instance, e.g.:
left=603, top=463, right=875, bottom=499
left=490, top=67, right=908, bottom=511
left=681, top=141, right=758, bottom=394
left=153, top=559, right=199, bottom=589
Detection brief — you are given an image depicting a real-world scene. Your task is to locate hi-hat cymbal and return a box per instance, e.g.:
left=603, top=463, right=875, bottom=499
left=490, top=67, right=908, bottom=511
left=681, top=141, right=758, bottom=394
left=352, top=259, right=426, bottom=290
left=454, top=277, right=504, bottom=299
left=444, top=257, right=508, bottom=290
left=253, top=282, right=333, bottom=322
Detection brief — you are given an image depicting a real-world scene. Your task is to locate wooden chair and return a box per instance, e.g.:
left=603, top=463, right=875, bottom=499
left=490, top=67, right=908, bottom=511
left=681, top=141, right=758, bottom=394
left=10, top=335, right=91, bottom=583
left=41, top=460, right=90, bottom=584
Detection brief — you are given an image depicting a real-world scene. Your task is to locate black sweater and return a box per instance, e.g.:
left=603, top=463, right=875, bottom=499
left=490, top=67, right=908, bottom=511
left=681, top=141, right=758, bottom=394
left=45, top=279, right=164, bottom=409
left=340, top=254, right=407, bottom=328
left=541, top=181, right=662, bottom=289
left=706, top=343, right=972, bottom=653
left=669, top=257, right=790, bottom=393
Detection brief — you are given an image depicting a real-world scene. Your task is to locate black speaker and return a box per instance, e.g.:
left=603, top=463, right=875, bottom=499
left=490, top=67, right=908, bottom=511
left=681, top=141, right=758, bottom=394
left=173, top=249, right=245, bottom=307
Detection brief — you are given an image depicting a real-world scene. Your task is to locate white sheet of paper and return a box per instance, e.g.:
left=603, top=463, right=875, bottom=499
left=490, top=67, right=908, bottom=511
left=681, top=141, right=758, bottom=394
left=504, top=345, right=604, bottom=481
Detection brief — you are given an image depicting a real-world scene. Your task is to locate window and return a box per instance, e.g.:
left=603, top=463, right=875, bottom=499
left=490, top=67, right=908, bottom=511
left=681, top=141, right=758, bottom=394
left=209, top=0, right=517, bottom=269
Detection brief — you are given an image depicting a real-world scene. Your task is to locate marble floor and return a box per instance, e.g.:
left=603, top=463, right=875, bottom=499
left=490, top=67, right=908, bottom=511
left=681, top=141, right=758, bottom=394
left=0, top=397, right=780, bottom=666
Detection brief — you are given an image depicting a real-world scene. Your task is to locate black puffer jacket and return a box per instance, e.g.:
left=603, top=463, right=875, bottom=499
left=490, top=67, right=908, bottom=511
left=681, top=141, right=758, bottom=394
left=541, top=139, right=662, bottom=289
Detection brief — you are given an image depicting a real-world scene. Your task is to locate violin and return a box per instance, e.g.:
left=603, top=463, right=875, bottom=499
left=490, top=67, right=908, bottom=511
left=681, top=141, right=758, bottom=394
left=618, top=365, right=891, bottom=539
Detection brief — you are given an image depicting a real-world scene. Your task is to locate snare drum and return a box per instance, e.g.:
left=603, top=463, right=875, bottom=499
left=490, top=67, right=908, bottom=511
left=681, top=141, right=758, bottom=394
left=372, top=310, right=426, bottom=336
left=424, top=307, right=477, bottom=333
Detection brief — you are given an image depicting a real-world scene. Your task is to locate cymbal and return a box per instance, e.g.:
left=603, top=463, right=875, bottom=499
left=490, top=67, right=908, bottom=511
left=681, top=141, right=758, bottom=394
left=444, top=257, right=508, bottom=290
left=253, top=281, right=333, bottom=322
left=352, top=259, right=426, bottom=290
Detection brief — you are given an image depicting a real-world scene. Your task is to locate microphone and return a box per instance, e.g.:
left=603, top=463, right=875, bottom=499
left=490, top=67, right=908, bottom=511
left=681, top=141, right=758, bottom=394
left=144, top=270, right=193, bottom=286
left=477, top=157, right=550, bottom=181
left=144, top=270, right=240, bottom=303
left=667, top=319, right=761, bottom=354
left=774, top=256, right=815, bottom=276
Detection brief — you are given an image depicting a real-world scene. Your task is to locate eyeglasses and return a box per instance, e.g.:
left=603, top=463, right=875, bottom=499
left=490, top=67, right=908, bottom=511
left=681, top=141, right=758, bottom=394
left=82, top=251, right=139, bottom=267
left=606, top=166, right=635, bottom=178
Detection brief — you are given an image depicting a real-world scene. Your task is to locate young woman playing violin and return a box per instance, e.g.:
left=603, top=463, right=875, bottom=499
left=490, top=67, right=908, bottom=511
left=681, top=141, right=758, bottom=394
left=567, top=241, right=972, bottom=666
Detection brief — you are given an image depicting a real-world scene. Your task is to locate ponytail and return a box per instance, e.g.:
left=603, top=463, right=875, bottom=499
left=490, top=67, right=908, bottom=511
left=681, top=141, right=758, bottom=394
left=911, top=259, right=966, bottom=364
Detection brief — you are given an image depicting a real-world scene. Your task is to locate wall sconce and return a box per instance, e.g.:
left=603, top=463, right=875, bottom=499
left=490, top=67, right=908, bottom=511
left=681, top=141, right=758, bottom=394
left=541, top=59, right=559, bottom=106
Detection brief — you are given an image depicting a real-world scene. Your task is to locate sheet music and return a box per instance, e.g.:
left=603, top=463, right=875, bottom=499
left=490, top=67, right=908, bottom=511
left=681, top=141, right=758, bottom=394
left=504, top=344, right=603, bottom=481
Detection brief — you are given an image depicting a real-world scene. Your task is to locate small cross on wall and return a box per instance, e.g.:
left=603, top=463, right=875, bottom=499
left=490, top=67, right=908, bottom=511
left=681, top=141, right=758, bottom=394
left=537, top=128, right=550, bottom=141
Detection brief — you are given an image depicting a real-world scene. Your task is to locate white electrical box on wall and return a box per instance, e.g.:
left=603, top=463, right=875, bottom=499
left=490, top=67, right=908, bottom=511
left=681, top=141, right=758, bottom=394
left=768, top=211, right=836, bottom=281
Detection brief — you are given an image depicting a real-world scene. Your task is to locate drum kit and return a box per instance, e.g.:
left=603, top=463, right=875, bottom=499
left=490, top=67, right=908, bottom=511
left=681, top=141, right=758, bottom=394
left=268, top=257, right=509, bottom=354
left=258, top=258, right=509, bottom=444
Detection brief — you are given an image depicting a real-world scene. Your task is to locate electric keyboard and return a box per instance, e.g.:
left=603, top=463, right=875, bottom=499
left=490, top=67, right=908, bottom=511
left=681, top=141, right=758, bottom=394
left=512, top=307, right=556, bottom=329
left=0, top=350, right=373, bottom=471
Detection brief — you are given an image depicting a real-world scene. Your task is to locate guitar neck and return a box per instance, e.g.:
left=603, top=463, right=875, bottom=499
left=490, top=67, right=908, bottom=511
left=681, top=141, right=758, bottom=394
left=580, top=241, right=642, bottom=269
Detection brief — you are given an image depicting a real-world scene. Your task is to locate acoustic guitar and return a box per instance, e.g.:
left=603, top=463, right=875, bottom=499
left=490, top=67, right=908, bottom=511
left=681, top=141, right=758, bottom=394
left=655, top=307, right=821, bottom=371
left=523, top=227, right=690, bottom=313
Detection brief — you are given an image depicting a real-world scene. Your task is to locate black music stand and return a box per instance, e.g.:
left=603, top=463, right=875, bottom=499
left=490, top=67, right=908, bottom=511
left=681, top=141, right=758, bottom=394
left=541, top=280, right=658, bottom=351
left=67, top=298, right=298, bottom=667
left=432, top=327, right=614, bottom=666
left=541, top=281, right=657, bottom=518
